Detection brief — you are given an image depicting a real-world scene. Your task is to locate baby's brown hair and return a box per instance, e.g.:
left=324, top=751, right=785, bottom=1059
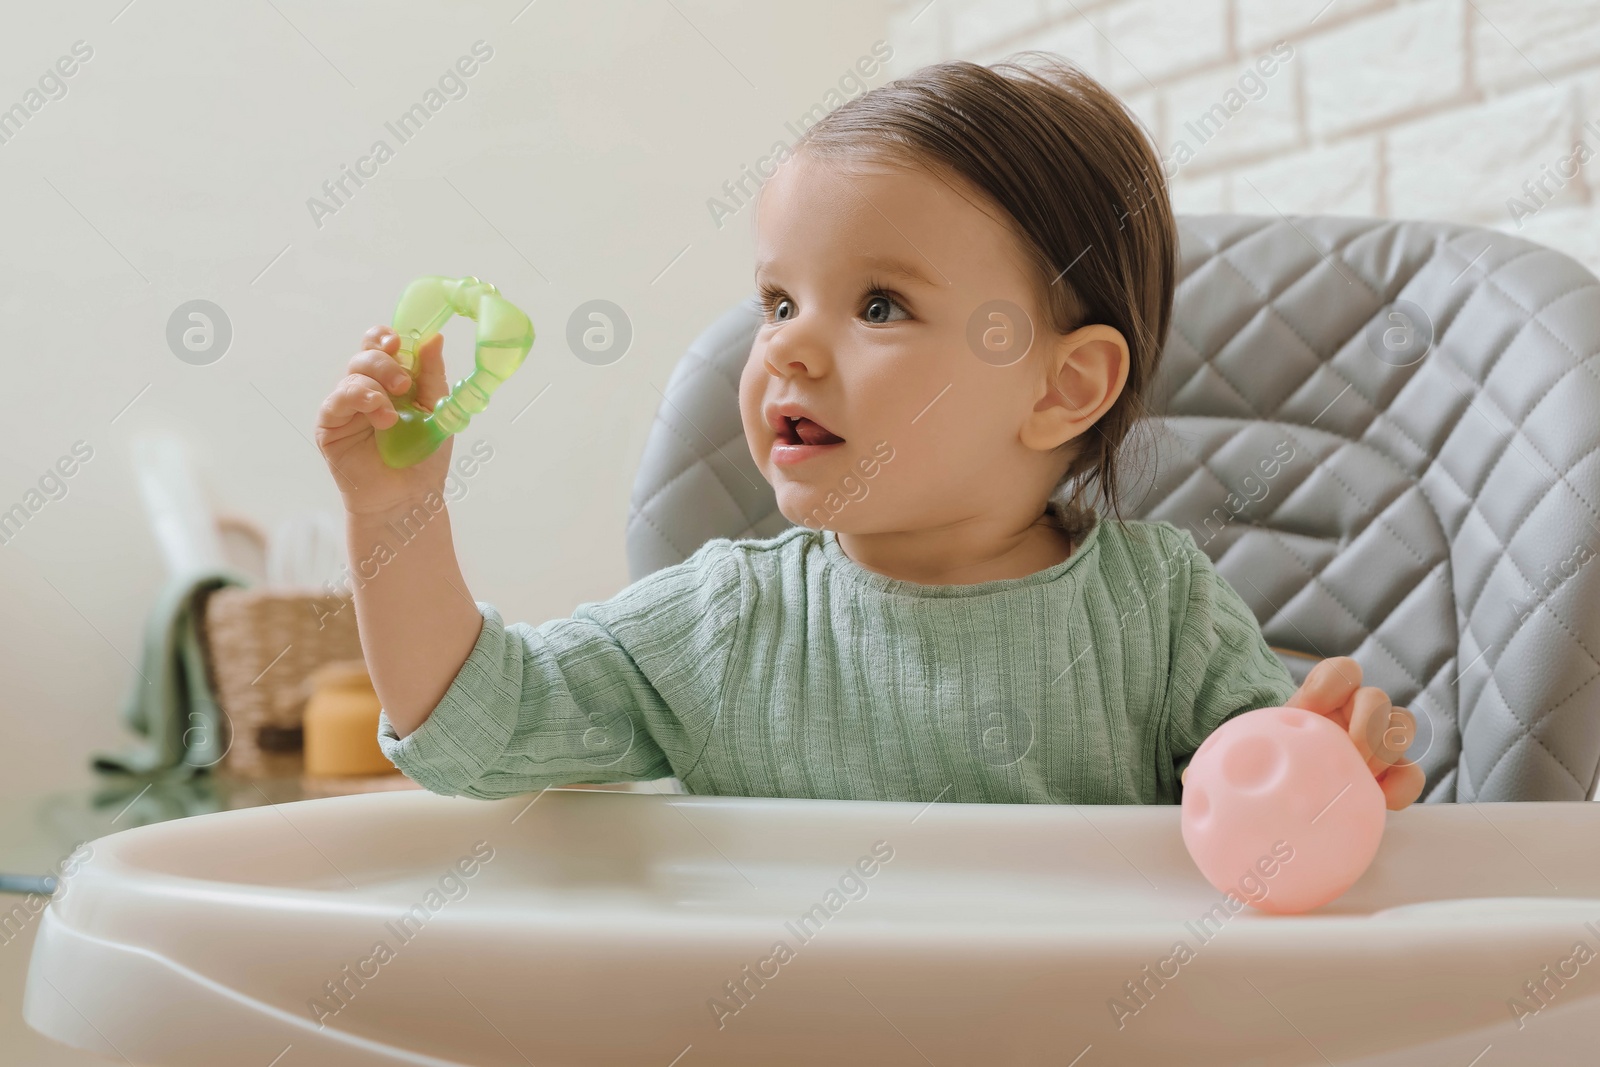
left=797, top=53, right=1177, bottom=530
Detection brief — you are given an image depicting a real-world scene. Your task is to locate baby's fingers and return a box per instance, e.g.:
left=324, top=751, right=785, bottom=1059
left=362, top=324, right=398, bottom=355
left=1349, top=689, right=1411, bottom=774
left=319, top=374, right=399, bottom=432
left=1285, top=656, right=1363, bottom=729
left=346, top=349, right=413, bottom=396
left=1377, top=760, right=1425, bottom=810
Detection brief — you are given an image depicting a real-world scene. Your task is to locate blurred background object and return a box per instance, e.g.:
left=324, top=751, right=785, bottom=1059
left=89, top=433, right=250, bottom=778
left=91, top=432, right=379, bottom=787
left=301, top=658, right=395, bottom=779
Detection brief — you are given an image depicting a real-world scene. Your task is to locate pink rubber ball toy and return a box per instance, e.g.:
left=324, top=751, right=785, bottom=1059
left=1181, top=705, right=1387, bottom=915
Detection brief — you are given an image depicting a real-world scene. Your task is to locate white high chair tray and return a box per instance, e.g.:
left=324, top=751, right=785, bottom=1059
left=24, top=788, right=1600, bottom=1066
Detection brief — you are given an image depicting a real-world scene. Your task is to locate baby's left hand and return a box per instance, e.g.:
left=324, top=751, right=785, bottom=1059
left=1286, top=657, right=1426, bottom=811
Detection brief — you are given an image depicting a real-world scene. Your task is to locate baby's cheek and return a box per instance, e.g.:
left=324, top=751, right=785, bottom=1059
left=736, top=382, right=770, bottom=461
left=737, top=347, right=768, bottom=416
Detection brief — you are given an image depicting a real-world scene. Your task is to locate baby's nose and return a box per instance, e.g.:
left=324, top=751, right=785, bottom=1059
left=772, top=357, right=812, bottom=376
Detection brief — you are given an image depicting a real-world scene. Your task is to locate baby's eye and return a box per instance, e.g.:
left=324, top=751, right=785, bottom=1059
left=762, top=293, right=795, bottom=322
left=863, top=292, right=909, bottom=325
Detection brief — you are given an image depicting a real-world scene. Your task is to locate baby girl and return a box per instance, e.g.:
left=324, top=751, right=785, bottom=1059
left=316, top=55, right=1423, bottom=811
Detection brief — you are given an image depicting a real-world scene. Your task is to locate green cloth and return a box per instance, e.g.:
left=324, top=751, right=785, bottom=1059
left=93, top=568, right=250, bottom=779
left=378, top=515, right=1297, bottom=805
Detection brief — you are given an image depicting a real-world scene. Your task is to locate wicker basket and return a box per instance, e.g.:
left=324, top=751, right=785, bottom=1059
left=201, top=587, right=366, bottom=778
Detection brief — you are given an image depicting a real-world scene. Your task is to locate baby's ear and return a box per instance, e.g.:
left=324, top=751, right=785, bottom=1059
left=1018, top=324, right=1129, bottom=453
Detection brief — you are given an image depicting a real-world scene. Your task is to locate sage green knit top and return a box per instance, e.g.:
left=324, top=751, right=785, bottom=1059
left=377, top=514, right=1297, bottom=805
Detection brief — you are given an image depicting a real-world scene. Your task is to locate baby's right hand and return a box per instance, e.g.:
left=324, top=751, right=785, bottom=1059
left=317, top=325, right=455, bottom=518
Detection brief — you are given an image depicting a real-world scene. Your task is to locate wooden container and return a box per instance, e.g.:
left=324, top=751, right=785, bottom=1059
left=201, top=588, right=365, bottom=777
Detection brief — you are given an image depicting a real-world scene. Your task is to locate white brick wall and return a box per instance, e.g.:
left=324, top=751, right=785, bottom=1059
left=1301, top=0, right=1469, bottom=138
left=1474, top=0, right=1600, bottom=91
left=1387, top=82, right=1581, bottom=222
left=1100, top=0, right=1232, bottom=88
left=1236, top=138, right=1381, bottom=216
left=883, top=0, right=1600, bottom=281
left=949, top=0, right=1045, bottom=54
left=1163, top=48, right=1300, bottom=170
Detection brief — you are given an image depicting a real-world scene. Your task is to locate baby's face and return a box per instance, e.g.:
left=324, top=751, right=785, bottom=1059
left=739, top=150, right=1059, bottom=533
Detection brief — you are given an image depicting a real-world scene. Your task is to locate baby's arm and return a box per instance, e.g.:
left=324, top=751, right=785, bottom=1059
left=317, top=325, right=488, bottom=739
left=346, top=503, right=483, bottom=739
left=317, top=325, right=743, bottom=796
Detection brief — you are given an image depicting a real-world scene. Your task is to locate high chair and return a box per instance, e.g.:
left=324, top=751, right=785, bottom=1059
left=27, top=215, right=1600, bottom=1065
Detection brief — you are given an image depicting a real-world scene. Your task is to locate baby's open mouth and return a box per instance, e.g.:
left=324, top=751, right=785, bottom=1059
left=778, top=416, right=845, bottom=447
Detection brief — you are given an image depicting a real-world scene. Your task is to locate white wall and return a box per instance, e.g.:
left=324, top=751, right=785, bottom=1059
left=0, top=0, right=899, bottom=801
left=891, top=0, right=1600, bottom=282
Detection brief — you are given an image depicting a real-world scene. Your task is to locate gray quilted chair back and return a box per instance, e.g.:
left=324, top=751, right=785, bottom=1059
left=627, top=215, right=1600, bottom=803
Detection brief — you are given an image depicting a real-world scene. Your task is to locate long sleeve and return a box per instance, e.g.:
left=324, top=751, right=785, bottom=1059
left=1160, top=525, right=1298, bottom=788
left=377, top=540, right=745, bottom=799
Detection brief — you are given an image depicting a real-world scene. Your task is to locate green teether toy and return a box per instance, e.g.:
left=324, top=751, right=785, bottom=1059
left=375, top=275, right=535, bottom=468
